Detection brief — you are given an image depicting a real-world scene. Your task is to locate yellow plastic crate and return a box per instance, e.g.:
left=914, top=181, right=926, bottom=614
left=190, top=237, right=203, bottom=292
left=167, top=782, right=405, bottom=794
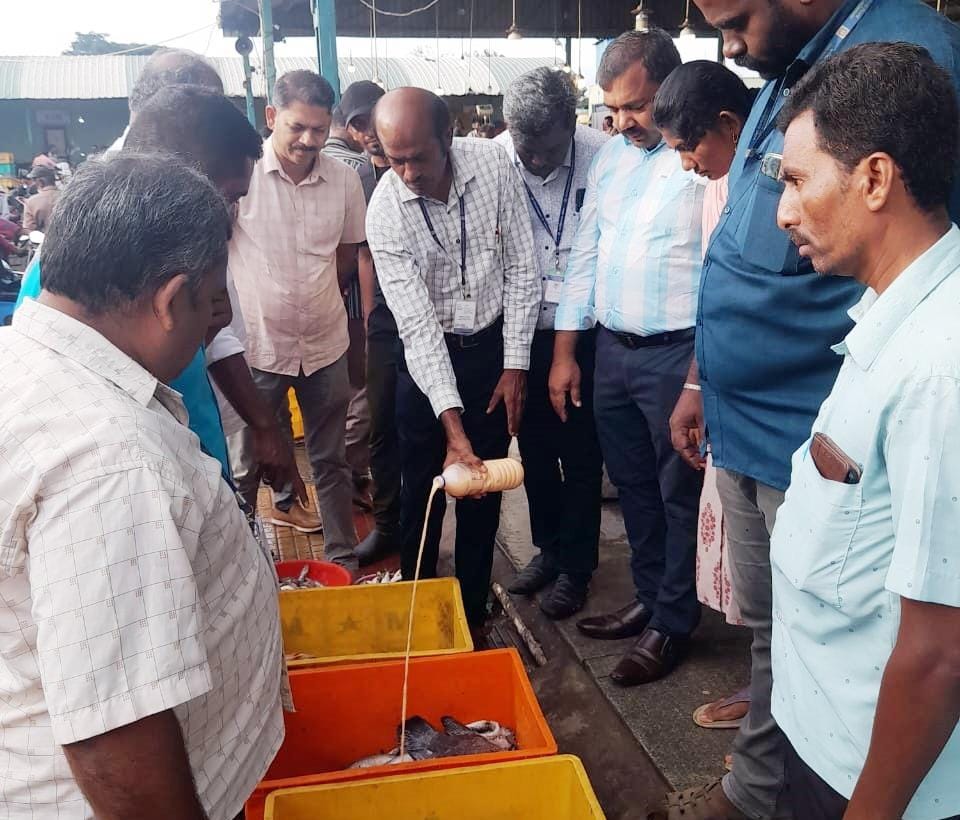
left=280, top=578, right=473, bottom=668
left=287, top=389, right=303, bottom=440
left=263, top=756, right=606, bottom=819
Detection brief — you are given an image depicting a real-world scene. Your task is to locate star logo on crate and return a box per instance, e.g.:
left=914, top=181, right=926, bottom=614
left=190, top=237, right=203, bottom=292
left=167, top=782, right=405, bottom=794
left=338, top=615, right=361, bottom=633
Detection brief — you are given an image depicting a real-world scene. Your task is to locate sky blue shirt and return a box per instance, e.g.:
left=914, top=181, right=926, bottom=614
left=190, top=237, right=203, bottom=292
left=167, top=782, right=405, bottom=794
left=555, top=137, right=705, bottom=336
left=15, top=258, right=231, bottom=479
left=771, top=227, right=960, bottom=817
left=697, top=0, right=960, bottom=491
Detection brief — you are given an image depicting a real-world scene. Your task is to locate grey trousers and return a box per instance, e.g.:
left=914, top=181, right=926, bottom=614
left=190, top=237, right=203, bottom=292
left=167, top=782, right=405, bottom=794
left=230, top=354, right=356, bottom=563
left=345, top=386, right=371, bottom=481
left=717, top=469, right=791, bottom=820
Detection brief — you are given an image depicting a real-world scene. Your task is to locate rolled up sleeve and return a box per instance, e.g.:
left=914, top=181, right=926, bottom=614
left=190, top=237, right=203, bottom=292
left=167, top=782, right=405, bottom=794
left=885, top=375, right=960, bottom=607
left=29, top=467, right=212, bottom=745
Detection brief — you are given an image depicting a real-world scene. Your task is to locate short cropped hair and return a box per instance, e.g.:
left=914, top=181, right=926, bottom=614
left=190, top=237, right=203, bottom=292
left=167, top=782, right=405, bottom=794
left=126, top=85, right=263, bottom=183
left=274, top=70, right=336, bottom=111
left=597, top=29, right=681, bottom=90
left=778, top=41, right=958, bottom=214
left=128, top=49, right=223, bottom=114
left=653, top=61, right=754, bottom=149
left=41, top=152, right=232, bottom=313
left=503, top=67, right=578, bottom=138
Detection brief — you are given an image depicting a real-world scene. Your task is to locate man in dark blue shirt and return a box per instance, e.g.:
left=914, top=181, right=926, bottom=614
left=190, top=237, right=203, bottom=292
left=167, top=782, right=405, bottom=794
left=659, top=0, right=960, bottom=818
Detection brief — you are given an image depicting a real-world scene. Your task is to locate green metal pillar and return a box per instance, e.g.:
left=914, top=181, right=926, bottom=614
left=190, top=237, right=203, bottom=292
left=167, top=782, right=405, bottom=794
left=242, top=52, right=257, bottom=127
left=260, top=0, right=277, bottom=105
left=313, top=0, right=341, bottom=99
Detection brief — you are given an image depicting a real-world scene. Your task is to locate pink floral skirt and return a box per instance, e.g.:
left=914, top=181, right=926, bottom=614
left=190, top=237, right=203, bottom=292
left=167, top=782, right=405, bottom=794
left=696, top=456, right=743, bottom=626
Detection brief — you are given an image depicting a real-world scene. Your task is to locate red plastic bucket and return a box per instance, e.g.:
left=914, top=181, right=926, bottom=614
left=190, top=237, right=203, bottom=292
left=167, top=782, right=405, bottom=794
left=275, top=560, right=352, bottom=588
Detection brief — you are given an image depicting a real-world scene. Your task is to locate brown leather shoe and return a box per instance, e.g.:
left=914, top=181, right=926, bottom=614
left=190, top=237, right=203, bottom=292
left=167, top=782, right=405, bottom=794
left=611, top=628, right=688, bottom=686
left=576, top=601, right=651, bottom=640
left=268, top=503, right=323, bottom=533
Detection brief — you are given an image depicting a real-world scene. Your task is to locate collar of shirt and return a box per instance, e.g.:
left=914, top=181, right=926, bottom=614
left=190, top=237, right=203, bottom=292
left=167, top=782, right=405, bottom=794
left=833, top=225, right=960, bottom=369
left=12, top=299, right=186, bottom=423
left=509, top=139, right=574, bottom=187
left=263, top=136, right=328, bottom=186
left=396, top=151, right=478, bottom=208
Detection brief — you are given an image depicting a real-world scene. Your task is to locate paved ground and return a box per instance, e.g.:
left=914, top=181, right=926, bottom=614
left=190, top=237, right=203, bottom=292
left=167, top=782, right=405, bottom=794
left=265, top=443, right=753, bottom=817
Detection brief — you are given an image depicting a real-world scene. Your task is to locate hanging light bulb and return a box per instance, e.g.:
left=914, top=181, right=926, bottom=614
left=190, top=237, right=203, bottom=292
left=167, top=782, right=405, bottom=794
left=506, top=0, right=522, bottom=39
left=679, top=0, right=696, bottom=37
left=631, top=2, right=651, bottom=31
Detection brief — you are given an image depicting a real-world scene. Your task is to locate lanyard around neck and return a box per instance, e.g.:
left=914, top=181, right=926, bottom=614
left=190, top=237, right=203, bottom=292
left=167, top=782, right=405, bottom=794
left=520, top=138, right=577, bottom=271
left=418, top=191, right=469, bottom=299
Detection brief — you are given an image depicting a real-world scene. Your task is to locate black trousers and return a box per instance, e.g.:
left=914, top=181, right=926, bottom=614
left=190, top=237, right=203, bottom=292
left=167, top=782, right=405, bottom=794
left=366, top=316, right=402, bottom=536
left=786, top=742, right=959, bottom=819
left=516, top=328, right=602, bottom=578
left=396, top=329, right=509, bottom=626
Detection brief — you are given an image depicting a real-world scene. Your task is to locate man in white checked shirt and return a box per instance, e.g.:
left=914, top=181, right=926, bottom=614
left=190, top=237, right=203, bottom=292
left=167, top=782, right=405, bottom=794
left=552, top=30, right=706, bottom=685
left=366, top=88, right=539, bottom=628
left=0, top=154, right=283, bottom=819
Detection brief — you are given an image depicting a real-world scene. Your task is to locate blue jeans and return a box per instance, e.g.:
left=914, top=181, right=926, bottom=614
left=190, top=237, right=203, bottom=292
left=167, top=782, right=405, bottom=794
left=593, top=328, right=702, bottom=636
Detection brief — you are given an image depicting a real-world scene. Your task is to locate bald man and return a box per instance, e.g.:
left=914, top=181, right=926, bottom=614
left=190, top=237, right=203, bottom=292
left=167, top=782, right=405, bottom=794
left=365, top=89, right=539, bottom=629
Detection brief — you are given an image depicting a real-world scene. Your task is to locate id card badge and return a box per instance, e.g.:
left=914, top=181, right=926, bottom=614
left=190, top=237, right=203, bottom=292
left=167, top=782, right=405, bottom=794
left=544, top=276, right=564, bottom=304
left=452, top=298, right=477, bottom=335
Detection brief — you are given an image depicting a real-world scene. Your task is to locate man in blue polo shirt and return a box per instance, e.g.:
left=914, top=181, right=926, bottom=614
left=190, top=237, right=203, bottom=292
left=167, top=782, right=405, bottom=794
left=772, top=42, right=960, bottom=820
left=660, top=0, right=960, bottom=818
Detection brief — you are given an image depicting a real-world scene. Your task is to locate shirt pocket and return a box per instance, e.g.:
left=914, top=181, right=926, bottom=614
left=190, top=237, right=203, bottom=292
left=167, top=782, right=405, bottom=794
left=301, top=201, right=345, bottom=258
left=735, top=168, right=801, bottom=275
left=774, top=442, right=862, bottom=608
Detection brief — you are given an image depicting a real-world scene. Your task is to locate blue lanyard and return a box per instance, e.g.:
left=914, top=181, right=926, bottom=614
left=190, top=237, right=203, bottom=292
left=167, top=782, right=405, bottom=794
left=521, top=138, right=577, bottom=272
left=418, top=193, right=469, bottom=298
left=747, top=0, right=874, bottom=156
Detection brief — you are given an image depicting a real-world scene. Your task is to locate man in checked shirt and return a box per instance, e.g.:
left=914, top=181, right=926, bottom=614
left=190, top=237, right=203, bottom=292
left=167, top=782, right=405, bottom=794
left=366, top=88, right=539, bottom=628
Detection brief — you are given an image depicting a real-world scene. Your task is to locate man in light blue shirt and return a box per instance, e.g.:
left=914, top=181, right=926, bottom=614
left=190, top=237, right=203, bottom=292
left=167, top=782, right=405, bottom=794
left=552, top=29, right=706, bottom=686
left=771, top=44, right=960, bottom=820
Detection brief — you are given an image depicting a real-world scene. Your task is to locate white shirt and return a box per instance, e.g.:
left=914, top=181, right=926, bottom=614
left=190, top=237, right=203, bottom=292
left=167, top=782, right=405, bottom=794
left=365, top=138, right=540, bottom=416
left=771, top=226, right=960, bottom=818
left=0, top=301, right=284, bottom=819
left=494, top=126, right=609, bottom=330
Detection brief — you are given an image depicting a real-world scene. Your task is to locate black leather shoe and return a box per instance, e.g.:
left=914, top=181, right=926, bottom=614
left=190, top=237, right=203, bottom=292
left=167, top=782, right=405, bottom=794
left=610, top=628, right=688, bottom=687
left=576, top=600, right=651, bottom=640
left=508, top=555, right=559, bottom=595
left=356, top=529, right=401, bottom=567
left=539, top=574, right=589, bottom=620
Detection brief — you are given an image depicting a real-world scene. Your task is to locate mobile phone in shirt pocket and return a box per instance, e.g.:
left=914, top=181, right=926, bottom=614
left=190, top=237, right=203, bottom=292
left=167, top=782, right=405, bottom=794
left=774, top=438, right=862, bottom=608
left=736, top=170, right=802, bottom=275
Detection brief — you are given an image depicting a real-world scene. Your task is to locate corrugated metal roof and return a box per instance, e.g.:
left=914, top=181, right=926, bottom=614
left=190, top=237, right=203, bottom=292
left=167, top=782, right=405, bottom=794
left=0, top=54, right=556, bottom=100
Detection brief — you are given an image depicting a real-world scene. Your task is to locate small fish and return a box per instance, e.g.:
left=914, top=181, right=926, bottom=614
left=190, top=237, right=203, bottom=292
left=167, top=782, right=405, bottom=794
left=279, top=565, right=325, bottom=590
left=348, top=749, right=415, bottom=769
left=355, top=569, right=403, bottom=585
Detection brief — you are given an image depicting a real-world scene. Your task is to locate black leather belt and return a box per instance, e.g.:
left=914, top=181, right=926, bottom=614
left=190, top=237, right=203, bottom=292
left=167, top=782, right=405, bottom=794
left=603, top=325, right=695, bottom=350
left=445, top=315, right=503, bottom=350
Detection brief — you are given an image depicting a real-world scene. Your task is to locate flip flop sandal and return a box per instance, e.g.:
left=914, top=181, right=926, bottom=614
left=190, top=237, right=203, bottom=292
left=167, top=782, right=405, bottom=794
left=653, top=778, right=749, bottom=819
left=724, top=753, right=733, bottom=772
left=692, top=686, right=751, bottom=729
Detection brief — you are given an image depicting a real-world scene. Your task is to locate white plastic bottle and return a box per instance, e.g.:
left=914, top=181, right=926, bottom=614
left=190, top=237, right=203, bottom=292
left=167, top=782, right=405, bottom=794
left=436, top=458, right=524, bottom=497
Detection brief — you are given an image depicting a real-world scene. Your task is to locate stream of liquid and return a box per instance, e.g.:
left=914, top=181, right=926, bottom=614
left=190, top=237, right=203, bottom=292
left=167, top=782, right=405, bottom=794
left=398, top=477, right=443, bottom=759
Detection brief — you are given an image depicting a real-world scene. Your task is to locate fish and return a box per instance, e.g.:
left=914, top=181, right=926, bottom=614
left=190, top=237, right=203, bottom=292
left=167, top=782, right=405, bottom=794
left=401, top=716, right=507, bottom=760
left=453, top=718, right=517, bottom=752
left=355, top=569, right=403, bottom=585
left=347, top=750, right=416, bottom=769
left=279, top=565, right=325, bottom=590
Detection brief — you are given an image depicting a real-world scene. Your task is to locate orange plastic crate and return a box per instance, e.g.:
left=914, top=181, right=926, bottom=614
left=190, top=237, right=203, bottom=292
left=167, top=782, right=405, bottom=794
left=245, top=648, right=556, bottom=820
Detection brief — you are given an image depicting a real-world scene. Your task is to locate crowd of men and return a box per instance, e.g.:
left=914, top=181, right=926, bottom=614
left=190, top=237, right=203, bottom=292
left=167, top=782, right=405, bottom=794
left=1, top=0, right=960, bottom=817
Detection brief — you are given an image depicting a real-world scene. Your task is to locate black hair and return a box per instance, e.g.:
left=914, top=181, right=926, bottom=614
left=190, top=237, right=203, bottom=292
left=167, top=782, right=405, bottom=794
left=41, top=152, right=232, bottom=313
left=129, top=49, right=223, bottom=115
left=125, top=85, right=263, bottom=183
left=503, top=66, right=578, bottom=139
left=274, top=70, right=336, bottom=111
left=778, top=42, right=958, bottom=214
left=653, top=61, right=754, bottom=149
left=596, top=29, right=681, bottom=90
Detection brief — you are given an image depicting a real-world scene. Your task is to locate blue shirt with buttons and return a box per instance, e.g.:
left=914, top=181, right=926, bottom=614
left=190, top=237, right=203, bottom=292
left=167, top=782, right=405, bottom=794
left=771, top=227, right=960, bottom=818
left=697, top=0, right=960, bottom=491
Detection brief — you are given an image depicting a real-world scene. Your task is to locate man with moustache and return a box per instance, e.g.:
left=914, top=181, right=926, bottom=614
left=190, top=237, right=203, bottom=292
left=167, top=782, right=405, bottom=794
left=230, top=70, right=366, bottom=569
left=662, top=0, right=960, bottom=816
left=552, top=30, right=706, bottom=683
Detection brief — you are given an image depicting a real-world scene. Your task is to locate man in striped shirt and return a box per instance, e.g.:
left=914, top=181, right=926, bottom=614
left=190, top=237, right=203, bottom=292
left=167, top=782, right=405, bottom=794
left=552, top=30, right=706, bottom=685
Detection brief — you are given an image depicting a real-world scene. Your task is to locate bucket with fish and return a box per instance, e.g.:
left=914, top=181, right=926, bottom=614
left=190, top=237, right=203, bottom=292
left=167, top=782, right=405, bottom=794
left=244, top=648, right=556, bottom=820
left=262, top=756, right=606, bottom=820
left=279, top=577, right=472, bottom=668
left=275, top=560, right=353, bottom=591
